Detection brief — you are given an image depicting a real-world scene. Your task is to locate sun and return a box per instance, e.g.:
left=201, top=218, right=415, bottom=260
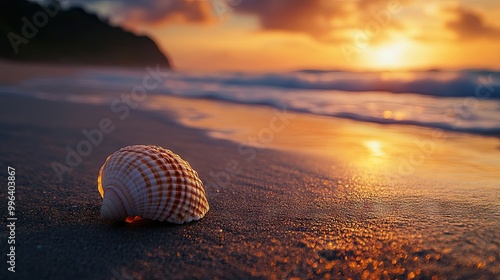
left=375, top=46, right=401, bottom=65
left=363, top=41, right=409, bottom=70
left=364, top=140, right=385, bottom=157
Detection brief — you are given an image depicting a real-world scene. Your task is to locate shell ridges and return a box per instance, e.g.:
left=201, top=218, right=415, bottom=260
left=97, top=145, right=209, bottom=224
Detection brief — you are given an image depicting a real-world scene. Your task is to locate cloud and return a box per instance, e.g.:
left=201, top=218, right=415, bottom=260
left=356, top=0, right=399, bottom=9
left=234, top=0, right=349, bottom=41
left=119, top=0, right=216, bottom=26
left=69, top=0, right=352, bottom=41
left=69, top=0, right=406, bottom=43
left=445, top=6, right=500, bottom=40
left=65, top=0, right=216, bottom=26
left=234, top=0, right=407, bottom=43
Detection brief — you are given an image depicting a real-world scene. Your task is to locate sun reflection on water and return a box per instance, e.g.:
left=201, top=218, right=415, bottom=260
left=364, top=140, right=385, bottom=157
left=148, top=95, right=500, bottom=185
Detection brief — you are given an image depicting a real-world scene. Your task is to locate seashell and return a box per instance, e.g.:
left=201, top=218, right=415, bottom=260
left=97, top=145, right=209, bottom=224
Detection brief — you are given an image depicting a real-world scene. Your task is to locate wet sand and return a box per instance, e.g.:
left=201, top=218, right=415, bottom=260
left=147, top=95, right=500, bottom=185
left=0, top=93, right=498, bottom=280
left=0, top=60, right=81, bottom=84
left=1, top=61, right=499, bottom=279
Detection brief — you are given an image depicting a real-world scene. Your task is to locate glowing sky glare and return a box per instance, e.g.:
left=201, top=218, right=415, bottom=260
left=364, top=141, right=385, bottom=157
left=77, top=0, right=500, bottom=71
left=361, top=40, right=411, bottom=70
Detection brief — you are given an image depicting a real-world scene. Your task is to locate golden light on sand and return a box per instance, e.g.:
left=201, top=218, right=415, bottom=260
left=364, top=140, right=385, bottom=157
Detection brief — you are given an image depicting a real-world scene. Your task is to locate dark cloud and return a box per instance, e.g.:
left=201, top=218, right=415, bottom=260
left=234, top=0, right=348, bottom=41
left=356, top=0, right=396, bottom=9
left=66, top=0, right=405, bottom=42
left=115, top=0, right=214, bottom=26
left=67, top=0, right=350, bottom=40
left=446, top=6, right=500, bottom=40
left=64, top=0, right=215, bottom=26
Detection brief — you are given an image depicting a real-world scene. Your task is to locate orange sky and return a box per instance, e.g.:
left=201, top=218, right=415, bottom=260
left=85, top=0, right=500, bottom=71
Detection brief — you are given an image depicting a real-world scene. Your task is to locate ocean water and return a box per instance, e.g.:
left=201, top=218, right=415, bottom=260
left=2, top=66, right=499, bottom=279
left=2, top=67, right=500, bottom=137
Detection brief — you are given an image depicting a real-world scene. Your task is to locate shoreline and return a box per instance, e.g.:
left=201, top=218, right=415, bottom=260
left=0, top=94, right=498, bottom=279
left=1, top=61, right=498, bottom=186
left=0, top=59, right=499, bottom=278
left=145, top=94, right=500, bottom=186
left=0, top=59, right=152, bottom=85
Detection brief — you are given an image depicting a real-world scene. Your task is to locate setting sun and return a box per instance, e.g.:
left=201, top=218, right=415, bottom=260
left=364, top=140, right=385, bottom=157
left=363, top=42, right=408, bottom=70
left=2, top=0, right=500, bottom=278
left=77, top=0, right=500, bottom=71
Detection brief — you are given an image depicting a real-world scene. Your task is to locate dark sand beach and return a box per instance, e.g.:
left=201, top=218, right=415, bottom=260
left=0, top=62, right=499, bottom=280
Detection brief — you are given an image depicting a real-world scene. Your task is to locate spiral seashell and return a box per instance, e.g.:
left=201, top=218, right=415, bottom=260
left=97, top=145, right=209, bottom=224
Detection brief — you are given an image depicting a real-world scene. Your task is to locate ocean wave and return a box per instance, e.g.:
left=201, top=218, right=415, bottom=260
left=2, top=68, right=499, bottom=137
left=172, top=70, right=500, bottom=99
left=177, top=93, right=500, bottom=137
